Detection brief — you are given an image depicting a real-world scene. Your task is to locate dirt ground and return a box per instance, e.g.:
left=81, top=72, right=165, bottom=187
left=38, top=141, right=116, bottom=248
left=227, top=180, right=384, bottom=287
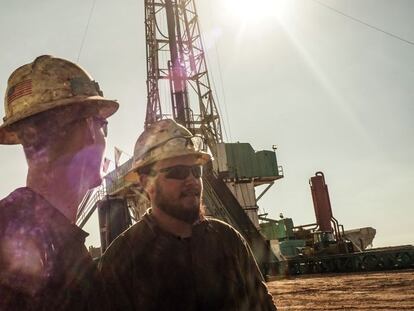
left=267, top=269, right=414, bottom=310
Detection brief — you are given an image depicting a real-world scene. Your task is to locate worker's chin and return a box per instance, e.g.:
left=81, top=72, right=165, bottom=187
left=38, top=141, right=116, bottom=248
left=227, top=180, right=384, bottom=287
left=181, top=196, right=200, bottom=209
left=68, top=166, right=102, bottom=192
left=65, top=148, right=104, bottom=190
left=79, top=164, right=103, bottom=189
left=159, top=202, right=200, bottom=224
left=88, top=174, right=103, bottom=189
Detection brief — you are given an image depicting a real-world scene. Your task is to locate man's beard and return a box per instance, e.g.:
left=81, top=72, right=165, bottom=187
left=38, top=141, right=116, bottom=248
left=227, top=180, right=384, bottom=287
left=154, top=184, right=204, bottom=224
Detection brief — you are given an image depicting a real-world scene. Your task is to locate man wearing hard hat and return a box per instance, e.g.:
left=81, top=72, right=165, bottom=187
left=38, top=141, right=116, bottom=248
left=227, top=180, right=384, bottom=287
left=99, top=119, right=277, bottom=310
left=0, top=55, right=118, bottom=310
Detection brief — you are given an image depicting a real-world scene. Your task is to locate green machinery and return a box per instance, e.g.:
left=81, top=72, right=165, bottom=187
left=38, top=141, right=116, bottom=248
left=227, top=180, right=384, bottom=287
left=258, top=172, right=414, bottom=275
left=260, top=218, right=306, bottom=258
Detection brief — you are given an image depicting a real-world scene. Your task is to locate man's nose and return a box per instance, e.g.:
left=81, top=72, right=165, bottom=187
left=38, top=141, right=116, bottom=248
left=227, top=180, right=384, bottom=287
left=184, top=170, right=201, bottom=184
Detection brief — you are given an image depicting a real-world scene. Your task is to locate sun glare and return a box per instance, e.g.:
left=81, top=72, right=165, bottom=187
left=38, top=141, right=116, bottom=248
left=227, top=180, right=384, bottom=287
left=224, top=0, right=293, bottom=22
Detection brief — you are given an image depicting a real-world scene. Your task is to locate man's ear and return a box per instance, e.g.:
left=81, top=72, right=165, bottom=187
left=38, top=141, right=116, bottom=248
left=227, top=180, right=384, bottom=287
left=138, top=174, right=154, bottom=203
left=139, top=174, right=154, bottom=196
left=139, top=174, right=147, bottom=188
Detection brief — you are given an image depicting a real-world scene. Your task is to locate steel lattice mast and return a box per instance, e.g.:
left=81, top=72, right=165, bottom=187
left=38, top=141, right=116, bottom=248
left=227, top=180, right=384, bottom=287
left=77, top=1, right=281, bottom=274
left=144, top=0, right=223, bottom=156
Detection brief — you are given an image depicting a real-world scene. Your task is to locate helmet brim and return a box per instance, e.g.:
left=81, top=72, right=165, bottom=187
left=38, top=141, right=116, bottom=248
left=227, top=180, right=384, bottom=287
left=0, top=96, right=118, bottom=145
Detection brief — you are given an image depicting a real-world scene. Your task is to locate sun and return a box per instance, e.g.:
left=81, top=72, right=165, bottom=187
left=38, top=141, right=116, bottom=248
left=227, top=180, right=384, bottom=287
left=224, top=0, right=293, bottom=22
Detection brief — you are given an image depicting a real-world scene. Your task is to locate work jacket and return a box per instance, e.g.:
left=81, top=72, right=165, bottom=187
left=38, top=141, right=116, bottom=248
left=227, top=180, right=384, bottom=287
left=0, top=187, right=104, bottom=311
left=99, top=211, right=277, bottom=311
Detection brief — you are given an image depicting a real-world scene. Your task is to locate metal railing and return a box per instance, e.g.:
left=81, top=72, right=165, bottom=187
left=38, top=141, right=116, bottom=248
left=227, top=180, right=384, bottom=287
left=76, top=158, right=135, bottom=228
left=105, top=158, right=134, bottom=195
left=76, top=187, right=107, bottom=228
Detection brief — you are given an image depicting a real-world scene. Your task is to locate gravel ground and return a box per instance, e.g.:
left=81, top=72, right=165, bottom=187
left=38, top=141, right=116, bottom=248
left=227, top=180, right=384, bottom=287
left=268, top=269, right=414, bottom=310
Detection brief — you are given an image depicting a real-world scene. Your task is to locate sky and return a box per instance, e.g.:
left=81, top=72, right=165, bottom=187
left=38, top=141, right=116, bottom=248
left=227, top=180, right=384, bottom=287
left=0, top=0, right=413, bottom=248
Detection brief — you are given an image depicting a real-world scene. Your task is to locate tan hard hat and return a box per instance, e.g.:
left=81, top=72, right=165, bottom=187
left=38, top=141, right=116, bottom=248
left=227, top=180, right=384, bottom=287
left=0, top=55, right=119, bottom=144
left=125, top=119, right=211, bottom=182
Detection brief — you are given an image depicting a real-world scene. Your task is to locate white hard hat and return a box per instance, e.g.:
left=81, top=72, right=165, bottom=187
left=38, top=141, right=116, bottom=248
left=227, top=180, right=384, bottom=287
left=125, top=119, right=211, bottom=182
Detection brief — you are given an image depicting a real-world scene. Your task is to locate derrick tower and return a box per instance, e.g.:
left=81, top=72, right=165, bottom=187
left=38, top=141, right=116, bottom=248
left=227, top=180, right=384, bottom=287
left=77, top=0, right=283, bottom=275
left=144, top=0, right=222, bottom=156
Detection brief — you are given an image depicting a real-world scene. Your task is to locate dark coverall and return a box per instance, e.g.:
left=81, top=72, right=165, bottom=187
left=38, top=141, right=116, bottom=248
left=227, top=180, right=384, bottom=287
left=99, top=211, right=277, bottom=311
left=0, top=187, right=105, bottom=311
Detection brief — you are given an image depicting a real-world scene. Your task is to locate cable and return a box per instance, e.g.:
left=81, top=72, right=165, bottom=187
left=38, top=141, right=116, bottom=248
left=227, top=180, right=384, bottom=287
left=77, top=0, right=97, bottom=62
left=155, top=17, right=169, bottom=39
left=313, top=0, right=414, bottom=46
left=213, top=42, right=233, bottom=142
left=204, top=48, right=230, bottom=142
left=201, top=1, right=233, bottom=142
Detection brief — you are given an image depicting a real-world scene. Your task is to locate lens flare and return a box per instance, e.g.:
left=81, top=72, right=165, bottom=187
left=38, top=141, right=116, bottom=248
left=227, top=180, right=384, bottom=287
left=224, top=0, right=293, bottom=22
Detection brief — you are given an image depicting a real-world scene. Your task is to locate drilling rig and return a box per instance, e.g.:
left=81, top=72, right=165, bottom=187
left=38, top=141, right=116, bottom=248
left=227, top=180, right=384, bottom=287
left=76, top=0, right=414, bottom=276
left=77, top=0, right=284, bottom=276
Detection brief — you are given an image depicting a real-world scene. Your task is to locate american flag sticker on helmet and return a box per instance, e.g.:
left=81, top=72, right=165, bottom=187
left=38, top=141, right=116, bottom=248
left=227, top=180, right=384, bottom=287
left=7, top=79, right=32, bottom=105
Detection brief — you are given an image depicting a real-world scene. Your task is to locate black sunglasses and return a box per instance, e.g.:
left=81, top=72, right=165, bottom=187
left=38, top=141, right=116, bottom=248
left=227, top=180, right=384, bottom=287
left=154, top=165, right=203, bottom=180
left=62, top=116, right=108, bottom=137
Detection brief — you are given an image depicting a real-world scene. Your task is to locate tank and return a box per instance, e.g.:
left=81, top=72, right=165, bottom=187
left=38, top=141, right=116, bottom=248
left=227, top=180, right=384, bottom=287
left=309, top=172, right=333, bottom=232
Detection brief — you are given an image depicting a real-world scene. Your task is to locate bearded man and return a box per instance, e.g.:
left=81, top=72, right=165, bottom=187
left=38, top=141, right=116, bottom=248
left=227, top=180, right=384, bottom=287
left=99, top=119, right=277, bottom=311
